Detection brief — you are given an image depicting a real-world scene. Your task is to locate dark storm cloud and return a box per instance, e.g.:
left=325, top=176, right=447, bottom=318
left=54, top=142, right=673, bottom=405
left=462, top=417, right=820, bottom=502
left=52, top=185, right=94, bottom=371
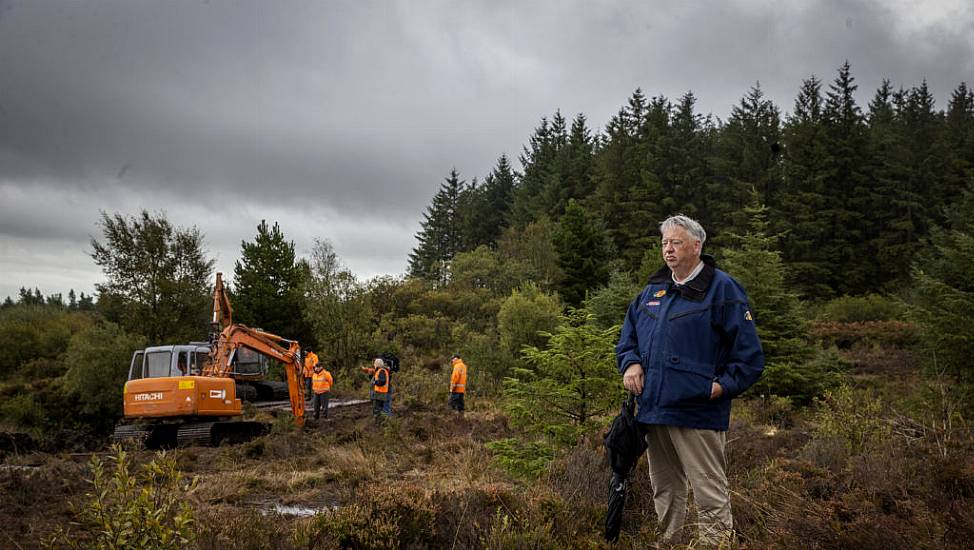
left=0, top=0, right=972, bottom=300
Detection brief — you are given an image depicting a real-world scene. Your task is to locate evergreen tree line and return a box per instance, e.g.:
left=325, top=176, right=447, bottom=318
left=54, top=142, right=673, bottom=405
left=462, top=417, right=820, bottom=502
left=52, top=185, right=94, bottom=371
left=2, top=287, right=96, bottom=311
left=409, top=62, right=974, bottom=301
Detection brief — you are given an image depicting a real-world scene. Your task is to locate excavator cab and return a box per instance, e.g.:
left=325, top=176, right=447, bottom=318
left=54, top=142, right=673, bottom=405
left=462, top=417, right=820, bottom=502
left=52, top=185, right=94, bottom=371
left=127, top=345, right=212, bottom=381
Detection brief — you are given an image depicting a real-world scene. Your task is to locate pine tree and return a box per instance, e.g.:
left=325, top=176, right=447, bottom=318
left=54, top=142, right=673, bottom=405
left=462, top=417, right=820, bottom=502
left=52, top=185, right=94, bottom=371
left=944, top=82, right=974, bottom=181
left=511, top=115, right=564, bottom=226
left=779, top=75, right=831, bottom=297
left=232, top=219, right=308, bottom=341
left=911, top=182, right=974, bottom=382
left=721, top=195, right=820, bottom=402
left=459, top=155, right=516, bottom=249
left=713, top=83, right=783, bottom=241
left=77, top=292, right=95, bottom=311
left=552, top=199, right=614, bottom=306
left=821, top=61, right=872, bottom=294
left=866, top=80, right=917, bottom=288
left=541, top=113, right=595, bottom=218
left=501, top=309, right=620, bottom=445
left=659, top=92, right=714, bottom=225
left=408, top=169, right=465, bottom=283
left=592, top=90, right=665, bottom=271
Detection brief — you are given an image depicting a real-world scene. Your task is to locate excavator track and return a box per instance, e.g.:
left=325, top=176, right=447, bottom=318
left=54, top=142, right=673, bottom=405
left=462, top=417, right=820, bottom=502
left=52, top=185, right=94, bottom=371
left=176, top=421, right=267, bottom=447
left=111, top=423, right=179, bottom=448
left=111, top=423, right=151, bottom=443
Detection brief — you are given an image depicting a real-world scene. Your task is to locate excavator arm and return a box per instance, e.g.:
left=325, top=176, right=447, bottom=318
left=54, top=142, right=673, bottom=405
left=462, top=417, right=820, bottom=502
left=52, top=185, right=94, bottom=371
left=206, top=325, right=306, bottom=426
left=211, top=272, right=233, bottom=331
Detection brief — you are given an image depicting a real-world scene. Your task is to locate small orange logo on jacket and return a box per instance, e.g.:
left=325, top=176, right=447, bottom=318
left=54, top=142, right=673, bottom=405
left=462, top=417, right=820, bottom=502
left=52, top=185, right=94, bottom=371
left=654, top=290, right=666, bottom=298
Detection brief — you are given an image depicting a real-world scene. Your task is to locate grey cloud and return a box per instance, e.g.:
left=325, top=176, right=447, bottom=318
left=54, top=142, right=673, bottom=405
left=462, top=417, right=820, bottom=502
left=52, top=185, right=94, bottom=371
left=1, top=0, right=972, bottom=300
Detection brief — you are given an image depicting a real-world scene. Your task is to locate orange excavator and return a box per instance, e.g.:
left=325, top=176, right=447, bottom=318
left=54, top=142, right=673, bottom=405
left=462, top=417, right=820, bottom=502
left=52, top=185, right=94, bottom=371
left=112, top=273, right=306, bottom=447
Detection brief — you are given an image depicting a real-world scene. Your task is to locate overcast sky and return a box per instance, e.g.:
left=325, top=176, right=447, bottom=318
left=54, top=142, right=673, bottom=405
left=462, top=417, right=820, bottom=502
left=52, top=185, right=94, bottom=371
left=1, top=0, right=972, bottom=302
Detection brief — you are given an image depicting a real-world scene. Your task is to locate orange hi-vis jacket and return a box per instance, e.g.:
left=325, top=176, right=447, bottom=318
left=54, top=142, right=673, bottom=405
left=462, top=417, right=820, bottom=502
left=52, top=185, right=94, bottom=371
left=303, top=351, right=319, bottom=378
left=450, top=357, right=467, bottom=394
left=371, top=366, right=390, bottom=394
left=312, top=368, right=333, bottom=394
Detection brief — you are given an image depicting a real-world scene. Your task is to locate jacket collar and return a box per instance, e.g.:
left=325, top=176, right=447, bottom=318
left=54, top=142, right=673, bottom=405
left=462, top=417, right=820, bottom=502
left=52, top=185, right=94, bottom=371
left=647, top=254, right=717, bottom=302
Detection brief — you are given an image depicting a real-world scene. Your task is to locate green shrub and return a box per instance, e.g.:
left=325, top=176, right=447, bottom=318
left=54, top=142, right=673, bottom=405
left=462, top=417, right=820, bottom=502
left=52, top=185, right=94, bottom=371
left=813, top=294, right=908, bottom=323
left=582, top=270, right=641, bottom=331
left=748, top=349, right=847, bottom=405
left=295, top=483, right=436, bottom=549
left=480, top=508, right=556, bottom=549
left=811, top=385, right=891, bottom=454
left=485, top=438, right=557, bottom=479
left=47, top=446, right=197, bottom=549
left=61, top=321, right=146, bottom=430
left=497, top=283, right=562, bottom=359
left=0, top=305, right=94, bottom=378
left=811, top=320, right=918, bottom=348
left=450, top=324, right=513, bottom=396
left=0, top=392, right=52, bottom=435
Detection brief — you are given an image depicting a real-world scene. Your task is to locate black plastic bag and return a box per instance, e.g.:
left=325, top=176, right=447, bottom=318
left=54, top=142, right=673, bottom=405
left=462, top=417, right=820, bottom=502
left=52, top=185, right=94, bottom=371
left=603, top=394, right=647, bottom=542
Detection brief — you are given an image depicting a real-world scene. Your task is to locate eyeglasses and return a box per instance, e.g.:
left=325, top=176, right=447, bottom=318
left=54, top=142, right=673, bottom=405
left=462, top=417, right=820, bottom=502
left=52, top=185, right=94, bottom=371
left=660, top=239, right=685, bottom=247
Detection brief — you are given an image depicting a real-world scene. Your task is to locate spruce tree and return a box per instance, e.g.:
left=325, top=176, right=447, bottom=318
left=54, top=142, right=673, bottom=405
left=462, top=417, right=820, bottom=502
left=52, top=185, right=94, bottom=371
left=779, top=75, right=834, bottom=297
left=232, top=219, right=308, bottom=341
left=721, top=196, right=818, bottom=401
left=552, top=199, right=614, bottom=306
left=944, top=82, right=974, bottom=181
left=866, top=80, right=917, bottom=288
left=460, top=155, right=516, bottom=249
left=511, top=115, right=564, bottom=226
left=712, top=83, right=783, bottom=247
left=541, top=113, right=595, bottom=218
left=821, top=61, right=871, bottom=294
left=592, top=90, right=665, bottom=271
left=408, top=169, right=465, bottom=283
left=911, top=182, right=974, bottom=382
left=659, top=92, right=715, bottom=226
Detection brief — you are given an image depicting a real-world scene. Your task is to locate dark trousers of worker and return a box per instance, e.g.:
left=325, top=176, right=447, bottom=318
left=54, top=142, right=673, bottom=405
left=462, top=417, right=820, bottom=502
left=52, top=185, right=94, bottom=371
left=449, top=392, right=465, bottom=412
left=305, top=377, right=313, bottom=398
left=313, top=392, right=329, bottom=419
left=644, top=424, right=732, bottom=545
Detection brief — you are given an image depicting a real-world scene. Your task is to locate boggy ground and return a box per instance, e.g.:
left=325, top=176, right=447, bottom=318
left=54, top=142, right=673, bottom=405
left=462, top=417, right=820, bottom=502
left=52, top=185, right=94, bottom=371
left=2, top=348, right=974, bottom=549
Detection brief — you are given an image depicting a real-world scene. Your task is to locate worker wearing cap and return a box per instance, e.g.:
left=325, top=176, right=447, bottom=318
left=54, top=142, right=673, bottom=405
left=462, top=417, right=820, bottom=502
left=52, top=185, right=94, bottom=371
left=303, top=348, right=318, bottom=398
left=311, top=361, right=333, bottom=420
left=449, top=353, right=467, bottom=413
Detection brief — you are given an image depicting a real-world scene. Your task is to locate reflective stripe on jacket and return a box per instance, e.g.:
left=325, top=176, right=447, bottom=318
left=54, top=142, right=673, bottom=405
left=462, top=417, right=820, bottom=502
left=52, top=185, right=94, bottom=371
left=312, top=369, right=333, bottom=394
left=615, top=256, right=764, bottom=431
left=450, top=358, right=467, bottom=393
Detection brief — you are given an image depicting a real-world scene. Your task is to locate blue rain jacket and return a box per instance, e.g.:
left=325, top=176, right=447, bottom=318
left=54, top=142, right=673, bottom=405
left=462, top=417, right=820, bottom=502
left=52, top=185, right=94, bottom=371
left=616, top=256, right=764, bottom=431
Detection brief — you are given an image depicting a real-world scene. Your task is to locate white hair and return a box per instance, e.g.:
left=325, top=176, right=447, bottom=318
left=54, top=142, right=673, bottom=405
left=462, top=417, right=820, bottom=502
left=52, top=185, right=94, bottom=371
left=373, top=358, right=384, bottom=368
left=660, top=214, right=706, bottom=245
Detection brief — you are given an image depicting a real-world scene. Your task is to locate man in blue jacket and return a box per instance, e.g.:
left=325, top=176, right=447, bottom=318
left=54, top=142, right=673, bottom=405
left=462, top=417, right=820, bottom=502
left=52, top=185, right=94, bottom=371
left=616, top=214, right=764, bottom=545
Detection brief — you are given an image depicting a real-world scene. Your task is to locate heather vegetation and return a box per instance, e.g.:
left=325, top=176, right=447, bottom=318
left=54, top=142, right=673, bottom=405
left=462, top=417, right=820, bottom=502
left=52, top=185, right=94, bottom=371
left=2, top=64, right=974, bottom=547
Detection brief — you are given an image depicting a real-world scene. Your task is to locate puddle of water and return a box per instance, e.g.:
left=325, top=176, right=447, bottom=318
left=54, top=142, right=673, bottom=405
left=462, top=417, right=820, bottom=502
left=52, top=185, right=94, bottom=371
left=262, top=503, right=337, bottom=517
left=0, top=464, right=40, bottom=473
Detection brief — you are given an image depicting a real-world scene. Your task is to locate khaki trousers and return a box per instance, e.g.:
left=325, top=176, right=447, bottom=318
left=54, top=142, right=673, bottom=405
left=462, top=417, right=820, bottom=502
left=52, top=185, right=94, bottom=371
left=645, top=424, right=733, bottom=545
